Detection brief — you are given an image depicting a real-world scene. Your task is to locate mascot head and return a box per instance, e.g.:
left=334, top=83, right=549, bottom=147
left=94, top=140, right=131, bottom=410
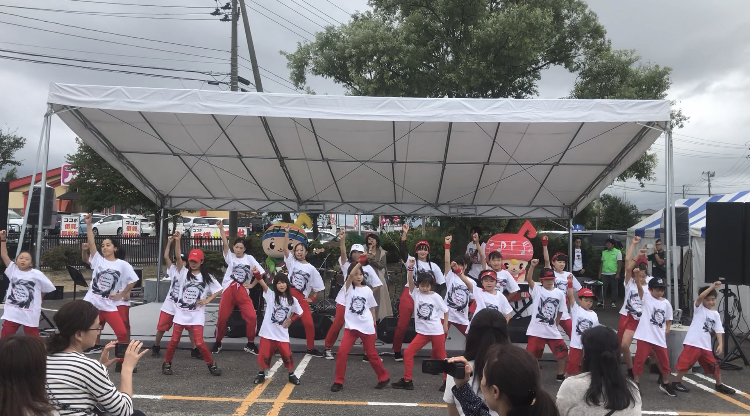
left=262, top=214, right=311, bottom=273
left=485, top=220, right=537, bottom=281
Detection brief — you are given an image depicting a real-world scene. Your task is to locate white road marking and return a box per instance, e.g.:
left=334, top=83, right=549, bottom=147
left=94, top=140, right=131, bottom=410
left=689, top=372, right=746, bottom=394
left=293, top=354, right=313, bottom=378
left=367, top=402, right=419, bottom=406
left=133, top=394, right=163, bottom=400
left=266, top=358, right=283, bottom=378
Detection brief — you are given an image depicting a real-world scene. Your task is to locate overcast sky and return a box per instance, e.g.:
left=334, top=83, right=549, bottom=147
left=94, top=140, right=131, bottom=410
left=1, top=0, right=749, bottom=214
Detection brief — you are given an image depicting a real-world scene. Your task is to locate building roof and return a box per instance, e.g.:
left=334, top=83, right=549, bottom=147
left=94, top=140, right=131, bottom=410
left=9, top=167, right=62, bottom=191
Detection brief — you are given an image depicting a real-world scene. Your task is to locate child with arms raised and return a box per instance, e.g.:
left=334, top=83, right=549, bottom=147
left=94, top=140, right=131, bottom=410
left=541, top=235, right=581, bottom=338
left=525, top=266, right=568, bottom=382
left=565, top=274, right=600, bottom=376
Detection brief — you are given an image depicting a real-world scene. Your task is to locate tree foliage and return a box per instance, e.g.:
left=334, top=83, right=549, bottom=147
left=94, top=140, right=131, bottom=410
left=1, top=167, right=18, bottom=182
left=284, top=0, right=607, bottom=98
left=595, top=194, right=640, bottom=230
left=0, top=127, right=26, bottom=176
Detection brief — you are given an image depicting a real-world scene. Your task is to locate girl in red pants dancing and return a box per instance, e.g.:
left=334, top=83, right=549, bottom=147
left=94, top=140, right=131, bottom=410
left=162, top=235, right=223, bottom=376
left=330, top=259, right=390, bottom=392
left=391, top=258, right=448, bottom=390
left=281, top=225, right=325, bottom=357
left=248, top=269, right=304, bottom=385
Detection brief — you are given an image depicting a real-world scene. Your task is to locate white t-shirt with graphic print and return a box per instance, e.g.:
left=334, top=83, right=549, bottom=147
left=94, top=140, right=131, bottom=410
left=471, top=285, right=513, bottom=318
left=160, top=265, right=181, bottom=315
left=172, top=268, right=222, bottom=326
left=444, top=271, right=472, bottom=326
left=343, top=285, right=377, bottom=335
left=258, top=288, right=303, bottom=342
left=483, top=266, right=520, bottom=294
left=1, top=262, right=56, bottom=327
left=526, top=284, right=566, bottom=340
left=336, top=259, right=381, bottom=305
left=633, top=291, right=673, bottom=348
left=570, top=303, right=599, bottom=349
left=222, top=252, right=264, bottom=290
left=285, top=252, right=324, bottom=298
left=683, top=303, right=724, bottom=351
left=619, top=279, right=650, bottom=320
left=553, top=270, right=582, bottom=321
left=411, top=289, right=448, bottom=336
left=84, top=252, right=138, bottom=312
left=403, top=257, right=446, bottom=287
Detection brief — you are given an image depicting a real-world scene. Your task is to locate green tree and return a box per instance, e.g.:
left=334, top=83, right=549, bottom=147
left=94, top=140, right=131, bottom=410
left=0, top=127, right=26, bottom=174
left=1, top=167, right=18, bottom=182
left=596, top=194, right=640, bottom=230
left=283, top=0, right=607, bottom=98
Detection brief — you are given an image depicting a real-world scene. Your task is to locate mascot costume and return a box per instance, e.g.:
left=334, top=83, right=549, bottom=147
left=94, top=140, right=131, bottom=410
left=485, top=220, right=537, bottom=317
left=262, top=214, right=312, bottom=274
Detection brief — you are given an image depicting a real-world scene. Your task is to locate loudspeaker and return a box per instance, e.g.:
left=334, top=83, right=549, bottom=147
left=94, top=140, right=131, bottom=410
left=376, top=316, right=417, bottom=344
left=289, top=312, right=333, bottom=340
left=225, top=307, right=248, bottom=338
left=659, top=206, right=690, bottom=247
left=508, top=315, right=531, bottom=344
left=28, top=185, right=55, bottom=227
left=43, top=285, right=64, bottom=300
left=0, top=182, right=9, bottom=230
left=705, top=202, right=745, bottom=285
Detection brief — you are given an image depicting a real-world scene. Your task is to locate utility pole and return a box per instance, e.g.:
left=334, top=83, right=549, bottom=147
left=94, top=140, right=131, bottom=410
left=682, top=184, right=685, bottom=198
left=702, top=171, right=715, bottom=196
left=227, top=0, right=239, bottom=242
left=238, top=0, right=264, bottom=92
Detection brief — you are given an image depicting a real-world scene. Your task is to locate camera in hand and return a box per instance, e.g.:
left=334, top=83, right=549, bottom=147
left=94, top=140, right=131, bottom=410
left=422, top=359, right=465, bottom=379
left=115, top=343, right=129, bottom=359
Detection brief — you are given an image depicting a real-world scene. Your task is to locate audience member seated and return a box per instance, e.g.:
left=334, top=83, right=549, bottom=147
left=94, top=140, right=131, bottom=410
left=46, top=300, right=148, bottom=416
left=449, top=344, right=559, bottom=416
left=557, top=326, right=641, bottom=415
left=444, top=309, right=510, bottom=416
left=0, top=335, right=57, bottom=416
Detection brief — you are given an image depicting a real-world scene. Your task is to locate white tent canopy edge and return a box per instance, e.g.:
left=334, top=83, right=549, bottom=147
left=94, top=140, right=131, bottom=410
left=45, top=83, right=670, bottom=219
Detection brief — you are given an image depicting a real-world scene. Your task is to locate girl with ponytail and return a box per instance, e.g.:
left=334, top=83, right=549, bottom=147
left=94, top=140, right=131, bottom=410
left=557, top=326, right=641, bottom=415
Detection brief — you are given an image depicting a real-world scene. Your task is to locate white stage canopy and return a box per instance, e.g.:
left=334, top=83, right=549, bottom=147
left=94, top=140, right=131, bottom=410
left=47, top=84, right=670, bottom=218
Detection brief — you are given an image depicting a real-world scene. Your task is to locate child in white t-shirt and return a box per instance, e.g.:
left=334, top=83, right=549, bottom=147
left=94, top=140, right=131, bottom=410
left=565, top=274, right=599, bottom=376
left=0, top=230, right=56, bottom=339
left=247, top=268, right=304, bottom=386
left=620, top=238, right=652, bottom=379
left=331, top=260, right=390, bottom=392
left=525, top=265, right=568, bottom=382
left=672, top=281, right=735, bottom=395
left=392, top=257, right=449, bottom=390
left=541, top=239, right=582, bottom=339
left=443, top=236, right=472, bottom=336
left=633, top=276, right=675, bottom=396
left=456, top=269, right=513, bottom=325
left=483, top=249, right=520, bottom=299
left=162, top=238, right=223, bottom=377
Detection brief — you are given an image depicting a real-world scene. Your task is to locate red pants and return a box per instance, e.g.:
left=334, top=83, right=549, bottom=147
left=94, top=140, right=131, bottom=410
left=156, top=311, right=174, bottom=332
left=98, top=311, right=128, bottom=343
left=446, top=321, right=468, bottom=336
left=215, top=283, right=257, bottom=344
left=566, top=347, right=582, bottom=375
left=165, top=323, right=212, bottom=365
left=676, top=345, right=720, bottom=376
left=559, top=319, right=572, bottom=339
left=403, top=333, right=446, bottom=381
left=526, top=336, right=568, bottom=360
left=258, top=337, right=294, bottom=372
left=334, top=329, right=389, bottom=385
left=1, top=321, right=40, bottom=338
left=393, top=289, right=414, bottom=353
left=291, top=288, right=315, bottom=349
left=325, top=304, right=346, bottom=349
left=117, top=305, right=130, bottom=331
left=617, top=314, right=629, bottom=345
left=633, top=340, right=670, bottom=375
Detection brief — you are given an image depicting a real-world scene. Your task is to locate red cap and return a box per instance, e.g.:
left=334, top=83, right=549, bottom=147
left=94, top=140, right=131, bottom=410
left=539, top=268, right=556, bottom=280
left=479, top=270, right=497, bottom=281
left=636, top=257, right=649, bottom=268
left=415, top=240, right=430, bottom=251
left=551, top=252, right=568, bottom=263
left=578, top=288, right=598, bottom=301
left=187, top=249, right=204, bottom=263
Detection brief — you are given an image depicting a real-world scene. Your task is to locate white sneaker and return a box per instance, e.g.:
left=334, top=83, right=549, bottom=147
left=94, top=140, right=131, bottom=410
left=611, top=302, right=616, bottom=308
left=324, top=349, right=335, bottom=360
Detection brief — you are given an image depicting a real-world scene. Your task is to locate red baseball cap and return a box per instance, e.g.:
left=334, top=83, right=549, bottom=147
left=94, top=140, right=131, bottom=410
left=187, top=249, right=204, bottom=263
left=551, top=252, right=568, bottom=263
left=578, top=288, right=598, bottom=301
left=479, top=270, right=497, bottom=281
left=539, top=268, right=556, bottom=280
left=415, top=240, right=430, bottom=251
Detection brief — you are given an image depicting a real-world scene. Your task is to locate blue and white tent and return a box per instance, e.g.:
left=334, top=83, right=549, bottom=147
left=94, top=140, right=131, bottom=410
left=627, top=191, right=750, bottom=321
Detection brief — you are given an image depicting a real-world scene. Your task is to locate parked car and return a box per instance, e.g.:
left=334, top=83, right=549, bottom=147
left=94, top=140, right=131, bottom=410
left=78, top=213, right=105, bottom=234
left=91, top=214, right=142, bottom=236
left=134, top=215, right=153, bottom=236
left=175, top=216, right=201, bottom=237
left=6, top=209, right=22, bottom=241
left=306, top=230, right=338, bottom=244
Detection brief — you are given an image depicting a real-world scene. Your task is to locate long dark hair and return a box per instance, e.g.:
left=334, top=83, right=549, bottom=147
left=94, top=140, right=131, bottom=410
left=47, top=300, right=100, bottom=354
left=346, top=262, right=366, bottom=287
left=366, top=233, right=380, bottom=249
left=463, top=309, right=509, bottom=389
left=484, top=344, right=559, bottom=416
left=186, top=252, right=213, bottom=286
left=272, top=273, right=295, bottom=306
left=0, top=336, right=55, bottom=416
left=581, top=326, right=637, bottom=410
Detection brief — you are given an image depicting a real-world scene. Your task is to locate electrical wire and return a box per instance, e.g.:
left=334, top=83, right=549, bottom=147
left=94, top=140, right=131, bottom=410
left=0, top=5, right=216, bottom=20
left=271, top=0, right=328, bottom=30
left=246, top=1, right=317, bottom=36
left=242, top=3, right=313, bottom=41
left=60, top=0, right=214, bottom=8
left=324, top=0, right=351, bottom=16
left=290, top=0, right=341, bottom=26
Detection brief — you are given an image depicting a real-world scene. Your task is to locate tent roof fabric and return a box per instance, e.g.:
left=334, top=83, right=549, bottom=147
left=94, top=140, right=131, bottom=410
left=628, top=191, right=750, bottom=239
left=48, top=84, right=670, bottom=218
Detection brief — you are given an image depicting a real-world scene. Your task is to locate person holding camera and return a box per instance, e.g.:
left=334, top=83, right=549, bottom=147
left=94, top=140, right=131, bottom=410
left=46, top=300, right=148, bottom=416
left=448, top=344, right=559, bottom=416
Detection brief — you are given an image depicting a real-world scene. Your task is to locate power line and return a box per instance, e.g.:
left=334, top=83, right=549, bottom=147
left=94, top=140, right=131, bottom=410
left=290, top=0, right=342, bottom=25
left=60, top=0, right=214, bottom=8
left=324, top=0, right=351, bottom=16
left=0, top=5, right=216, bottom=20
left=272, top=0, right=327, bottom=30
left=246, top=1, right=317, bottom=36
left=242, top=3, right=313, bottom=40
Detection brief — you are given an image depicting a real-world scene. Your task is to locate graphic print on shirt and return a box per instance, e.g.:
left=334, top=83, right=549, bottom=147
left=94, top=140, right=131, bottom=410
left=446, top=284, right=470, bottom=312
left=576, top=318, right=594, bottom=335
left=416, top=302, right=434, bottom=320
left=536, top=297, right=560, bottom=326
left=177, top=279, right=206, bottom=311
left=270, top=302, right=290, bottom=324
left=7, top=279, right=35, bottom=309
left=650, top=308, right=667, bottom=328
left=485, top=303, right=499, bottom=311
left=230, top=264, right=253, bottom=284
left=411, top=265, right=435, bottom=284
left=290, top=270, right=310, bottom=293
left=168, top=278, right=181, bottom=303
left=703, top=317, right=716, bottom=333
left=91, top=268, right=120, bottom=298
left=555, top=279, right=568, bottom=293
left=349, top=295, right=367, bottom=315
left=362, top=269, right=371, bottom=287
left=625, top=292, right=642, bottom=317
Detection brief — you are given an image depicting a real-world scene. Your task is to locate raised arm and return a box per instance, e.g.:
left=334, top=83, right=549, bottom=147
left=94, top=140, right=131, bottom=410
left=217, top=220, right=229, bottom=257
left=399, top=224, right=409, bottom=263
left=525, top=259, right=538, bottom=291
left=251, top=266, right=269, bottom=292
left=345, top=262, right=362, bottom=291
left=697, top=281, right=723, bottom=308
left=163, top=236, right=174, bottom=269
left=407, top=257, right=416, bottom=293
left=282, top=224, right=291, bottom=259
left=636, top=276, right=644, bottom=299
left=81, top=243, right=91, bottom=266
left=624, top=236, right=640, bottom=284
left=338, top=229, right=347, bottom=266
left=0, top=231, right=10, bottom=267
left=567, top=274, right=576, bottom=309
left=174, top=232, right=184, bottom=272
left=84, top=214, right=96, bottom=258
left=454, top=261, right=474, bottom=292
left=444, top=235, right=452, bottom=276
left=652, top=245, right=665, bottom=265
left=541, top=235, right=550, bottom=268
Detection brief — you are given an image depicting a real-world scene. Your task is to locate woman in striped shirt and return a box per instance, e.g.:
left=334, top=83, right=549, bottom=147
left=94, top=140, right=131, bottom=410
left=46, top=300, right=148, bottom=416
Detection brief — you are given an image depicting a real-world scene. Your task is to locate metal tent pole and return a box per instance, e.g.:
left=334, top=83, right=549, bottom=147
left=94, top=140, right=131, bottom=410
left=16, top=113, right=46, bottom=258
left=664, top=126, right=675, bottom=307
left=155, top=206, right=165, bottom=301
left=667, top=127, right=679, bottom=311
left=34, top=106, right=52, bottom=265
left=568, top=217, right=574, bottom=272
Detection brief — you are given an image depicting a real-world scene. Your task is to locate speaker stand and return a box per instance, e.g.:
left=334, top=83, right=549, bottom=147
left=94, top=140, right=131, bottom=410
left=719, top=284, right=750, bottom=370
